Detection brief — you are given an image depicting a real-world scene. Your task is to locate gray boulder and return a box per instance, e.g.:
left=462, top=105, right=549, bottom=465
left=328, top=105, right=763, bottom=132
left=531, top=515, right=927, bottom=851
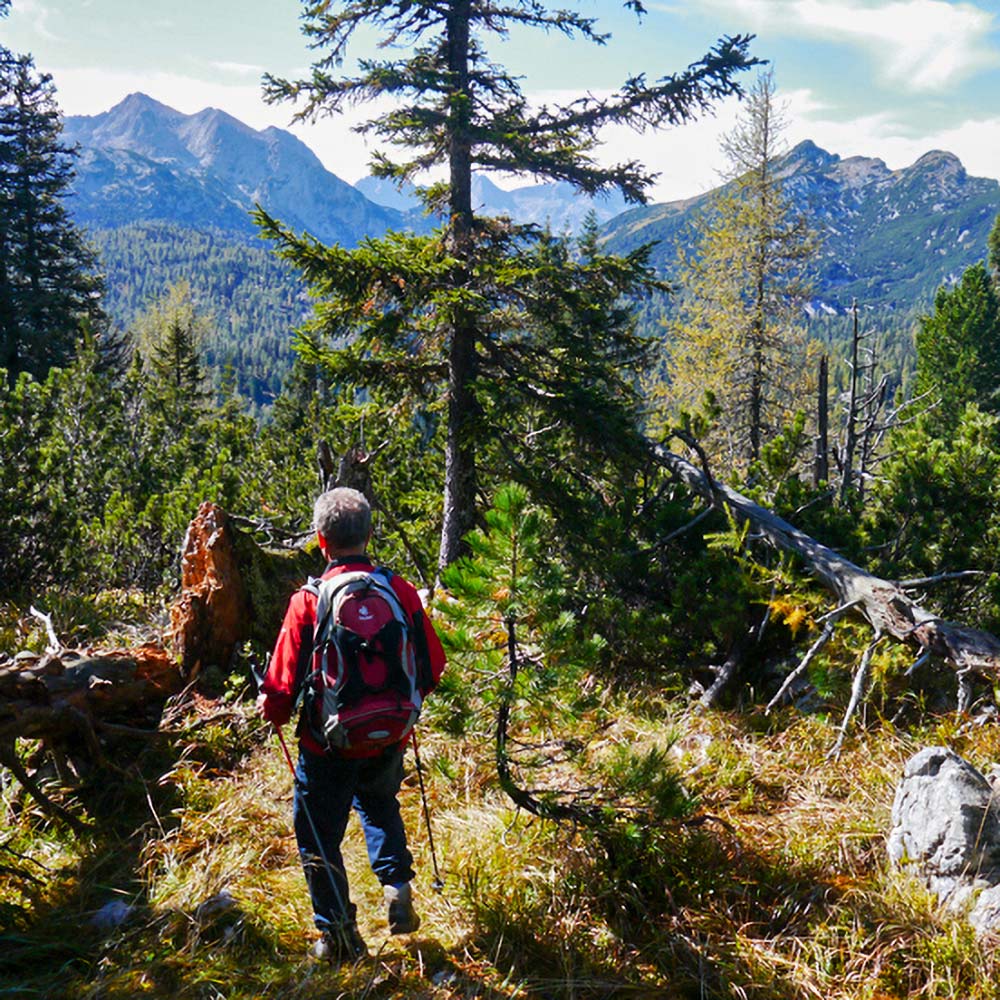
left=888, top=746, right=1000, bottom=932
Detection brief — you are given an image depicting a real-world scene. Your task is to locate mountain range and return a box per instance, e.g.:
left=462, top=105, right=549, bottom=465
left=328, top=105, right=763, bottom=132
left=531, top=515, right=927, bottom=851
left=61, top=94, right=1000, bottom=404
left=62, top=92, right=413, bottom=246
left=355, top=174, right=630, bottom=230
left=601, top=139, right=1000, bottom=316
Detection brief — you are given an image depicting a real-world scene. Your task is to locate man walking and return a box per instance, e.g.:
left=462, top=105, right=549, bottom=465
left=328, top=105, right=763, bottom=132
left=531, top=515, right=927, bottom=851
left=258, top=487, right=446, bottom=962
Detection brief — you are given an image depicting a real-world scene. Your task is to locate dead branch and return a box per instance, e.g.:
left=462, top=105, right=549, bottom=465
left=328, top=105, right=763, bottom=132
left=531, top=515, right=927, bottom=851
left=0, top=739, right=90, bottom=835
left=653, top=443, right=1000, bottom=679
left=829, top=634, right=884, bottom=759
left=767, top=617, right=837, bottom=712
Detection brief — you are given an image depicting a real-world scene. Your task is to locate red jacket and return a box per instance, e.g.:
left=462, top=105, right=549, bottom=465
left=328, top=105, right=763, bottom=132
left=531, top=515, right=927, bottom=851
left=261, top=555, right=446, bottom=756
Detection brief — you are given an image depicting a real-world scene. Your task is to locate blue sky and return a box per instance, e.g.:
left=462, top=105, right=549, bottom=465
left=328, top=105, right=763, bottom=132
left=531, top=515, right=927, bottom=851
left=3, top=0, right=999, bottom=201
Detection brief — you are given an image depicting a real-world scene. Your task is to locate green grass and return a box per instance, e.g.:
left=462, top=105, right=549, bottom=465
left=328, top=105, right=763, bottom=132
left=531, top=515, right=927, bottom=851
left=5, top=686, right=1000, bottom=998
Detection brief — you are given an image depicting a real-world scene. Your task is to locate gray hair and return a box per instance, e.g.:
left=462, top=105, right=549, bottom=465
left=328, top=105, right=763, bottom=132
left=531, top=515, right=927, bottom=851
left=313, top=488, right=371, bottom=550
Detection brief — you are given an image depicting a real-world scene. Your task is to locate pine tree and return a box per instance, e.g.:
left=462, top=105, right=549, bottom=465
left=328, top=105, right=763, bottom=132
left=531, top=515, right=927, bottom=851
left=135, top=281, right=211, bottom=419
left=915, top=261, right=1000, bottom=435
left=663, top=71, right=816, bottom=472
left=0, top=52, right=104, bottom=383
left=261, top=1, right=758, bottom=571
left=987, top=213, right=1000, bottom=281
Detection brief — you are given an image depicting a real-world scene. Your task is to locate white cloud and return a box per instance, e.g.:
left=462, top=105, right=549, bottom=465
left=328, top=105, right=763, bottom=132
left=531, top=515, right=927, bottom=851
left=210, top=61, right=266, bottom=77
left=790, top=107, right=1000, bottom=179
left=576, top=84, right=1000, bottom=202
left=7, top=0, right=59, bottom=41
left=700, top=0, right=997, bottom=89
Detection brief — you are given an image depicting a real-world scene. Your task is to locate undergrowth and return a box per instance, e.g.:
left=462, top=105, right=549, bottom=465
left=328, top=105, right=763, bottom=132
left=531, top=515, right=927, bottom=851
left=4, top=689, right=1000, bottom=999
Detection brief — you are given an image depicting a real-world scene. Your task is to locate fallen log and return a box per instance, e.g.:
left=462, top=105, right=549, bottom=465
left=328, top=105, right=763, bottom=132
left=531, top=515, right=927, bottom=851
left=654, top=443, right=1000, bottom=678
left=0, top=644, right=185, bottom=829
left=0, top=645, right=185, bottom=744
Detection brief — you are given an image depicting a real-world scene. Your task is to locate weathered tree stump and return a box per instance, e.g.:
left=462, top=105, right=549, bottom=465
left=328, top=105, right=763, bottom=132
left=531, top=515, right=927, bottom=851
left=0, top=501, right=318, bottom=828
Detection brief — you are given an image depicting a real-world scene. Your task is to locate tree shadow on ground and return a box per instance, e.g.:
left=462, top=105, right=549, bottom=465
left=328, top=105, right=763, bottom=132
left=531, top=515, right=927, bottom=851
left=458, top=817, right=901, bottom=1000
left=0, top=719, right=273, bottom=998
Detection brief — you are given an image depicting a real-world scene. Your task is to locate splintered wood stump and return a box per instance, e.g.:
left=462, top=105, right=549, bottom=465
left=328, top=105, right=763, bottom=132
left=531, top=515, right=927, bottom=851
left=170, top=501, right=251, bottom=677
left=169, top=501, right=320, bottom=675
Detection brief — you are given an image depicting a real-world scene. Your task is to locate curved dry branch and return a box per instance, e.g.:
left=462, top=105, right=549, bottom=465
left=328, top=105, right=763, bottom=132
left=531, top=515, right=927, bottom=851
left=653, top=443, right=1000, bottom=678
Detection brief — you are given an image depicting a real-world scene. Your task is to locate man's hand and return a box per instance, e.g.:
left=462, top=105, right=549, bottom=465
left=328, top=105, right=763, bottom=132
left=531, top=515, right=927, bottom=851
left=256, top=693, right=268, bottom=718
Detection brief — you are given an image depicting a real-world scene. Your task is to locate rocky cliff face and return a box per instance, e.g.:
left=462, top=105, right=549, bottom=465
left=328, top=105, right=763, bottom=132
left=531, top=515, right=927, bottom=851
left=63, top=93, right=413, bottom=246
left=601, top=139, right=1000, bottom=315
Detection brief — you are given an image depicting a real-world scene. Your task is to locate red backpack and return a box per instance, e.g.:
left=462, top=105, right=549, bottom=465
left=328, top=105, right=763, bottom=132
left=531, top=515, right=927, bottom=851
left=300, top=568, right=423, bottom=755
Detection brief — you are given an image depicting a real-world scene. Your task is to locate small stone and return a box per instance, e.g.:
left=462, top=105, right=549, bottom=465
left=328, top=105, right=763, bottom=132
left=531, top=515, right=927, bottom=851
left=195, top=889, right=237, bottom=921
left=91, top=899, right=134, bottom=930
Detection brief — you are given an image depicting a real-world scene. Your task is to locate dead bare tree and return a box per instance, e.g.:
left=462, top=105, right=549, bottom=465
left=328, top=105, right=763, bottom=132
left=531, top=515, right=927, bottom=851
left=653, top=442, right=1000, bottom=739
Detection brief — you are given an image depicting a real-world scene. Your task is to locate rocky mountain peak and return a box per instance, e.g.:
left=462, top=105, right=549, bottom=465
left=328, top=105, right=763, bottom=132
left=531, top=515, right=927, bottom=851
left=63, top=92, right=412, bottom=247
left=600, top=142, right=1000, bottom=315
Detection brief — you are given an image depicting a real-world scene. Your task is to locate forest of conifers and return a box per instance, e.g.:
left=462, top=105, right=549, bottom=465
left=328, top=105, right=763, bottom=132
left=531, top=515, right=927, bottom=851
left=6, top=2, right=1000, bottom=997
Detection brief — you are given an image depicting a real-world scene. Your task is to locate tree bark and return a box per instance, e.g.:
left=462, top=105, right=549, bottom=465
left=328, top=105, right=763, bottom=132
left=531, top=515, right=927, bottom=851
left=438, top=0, right=479, bottom=574
left=0, top=645, right=184, bottom=744
left=653, top=443, right=1000, bottom=676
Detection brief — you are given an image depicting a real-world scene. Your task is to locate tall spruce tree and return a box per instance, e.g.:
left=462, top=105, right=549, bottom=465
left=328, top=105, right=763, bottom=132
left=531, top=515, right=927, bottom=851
left=261, top=1, right=757, bottom=572
left=0, top=50, right=104, bottom=383
left=915, top=261, right=1000, bottom=435
left=663, top=71, right=815, bottom=472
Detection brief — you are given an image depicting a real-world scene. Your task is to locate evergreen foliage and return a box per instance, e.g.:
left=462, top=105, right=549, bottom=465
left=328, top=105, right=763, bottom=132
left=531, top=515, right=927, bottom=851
left=914, top=262, right=1000, bottom=434
left=91, top=222, right=310, bottom=412
left=0, top=50, right=104, bottom=382
left=263, top=0, right=758, bottom=570
left=989, top=213, right=1000, bottom=278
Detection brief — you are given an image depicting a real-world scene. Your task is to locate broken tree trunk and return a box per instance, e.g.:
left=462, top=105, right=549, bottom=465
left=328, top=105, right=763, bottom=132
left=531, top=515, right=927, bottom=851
left=653, top=443, right=1000, bottom=677
left=0, top=501, right=317, bottom=829
left=2, top=503, right=317, bottom=746
left=169, top=500, right=319, bottom=675
left=0, top=645, right=184, bottom=745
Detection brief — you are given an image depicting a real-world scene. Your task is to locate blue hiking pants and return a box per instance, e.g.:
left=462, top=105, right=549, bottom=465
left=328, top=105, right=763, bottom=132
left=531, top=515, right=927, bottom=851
left=293, top=744, right=415, bottom=931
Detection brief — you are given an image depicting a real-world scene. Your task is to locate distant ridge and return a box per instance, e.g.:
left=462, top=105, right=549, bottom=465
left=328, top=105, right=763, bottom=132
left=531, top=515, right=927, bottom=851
left=63, top=92, right=414, bottom=247
left=600, top=139, right=1000, bottom=315
left=355, top=172, right=630, bottom=231
left=60, top=96, right=1000, bottom=403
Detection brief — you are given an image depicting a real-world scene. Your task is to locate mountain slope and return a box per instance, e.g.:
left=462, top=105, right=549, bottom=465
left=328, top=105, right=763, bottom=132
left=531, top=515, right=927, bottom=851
left=600, top=140, right=1000, bottom=315
left=64, top=93, right=414, bottom=247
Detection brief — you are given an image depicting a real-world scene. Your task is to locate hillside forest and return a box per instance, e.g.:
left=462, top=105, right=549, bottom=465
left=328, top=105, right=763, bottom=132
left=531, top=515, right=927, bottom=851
left=6, top=2, right=1000, bottom=998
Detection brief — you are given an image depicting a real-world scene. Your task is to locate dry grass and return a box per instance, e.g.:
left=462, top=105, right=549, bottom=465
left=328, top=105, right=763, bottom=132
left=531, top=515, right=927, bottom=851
left=5, top=692, right=1000, bottom=998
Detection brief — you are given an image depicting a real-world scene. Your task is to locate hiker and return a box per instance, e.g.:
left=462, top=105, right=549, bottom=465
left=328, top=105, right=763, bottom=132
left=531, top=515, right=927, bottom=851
left=258, top=487, right=446, bottom=962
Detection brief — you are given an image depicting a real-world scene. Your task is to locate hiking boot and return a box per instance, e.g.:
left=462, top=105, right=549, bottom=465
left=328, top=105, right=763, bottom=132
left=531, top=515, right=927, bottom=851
left=310, top=922, right=368, bottom=963
left=385, top=882, right=421, bottom=935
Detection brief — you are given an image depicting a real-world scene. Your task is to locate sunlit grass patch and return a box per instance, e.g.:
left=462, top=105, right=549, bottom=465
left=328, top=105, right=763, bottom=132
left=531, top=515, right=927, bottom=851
left=10, top=673, right=1000, bottom=998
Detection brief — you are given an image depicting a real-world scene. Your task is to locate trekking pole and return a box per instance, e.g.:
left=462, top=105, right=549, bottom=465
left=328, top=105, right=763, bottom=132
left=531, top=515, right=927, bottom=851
left=251, top=662, right=356, bottom=950
left=410, top=729, right=444, bottom=892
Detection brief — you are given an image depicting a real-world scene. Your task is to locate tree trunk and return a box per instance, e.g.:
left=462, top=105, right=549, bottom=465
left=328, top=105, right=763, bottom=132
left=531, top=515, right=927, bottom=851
left=438, top=0, right=479, bottom=573
left=814, top=354, right=829, bottom=487
left=0, top=645, right=184, bottom=744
